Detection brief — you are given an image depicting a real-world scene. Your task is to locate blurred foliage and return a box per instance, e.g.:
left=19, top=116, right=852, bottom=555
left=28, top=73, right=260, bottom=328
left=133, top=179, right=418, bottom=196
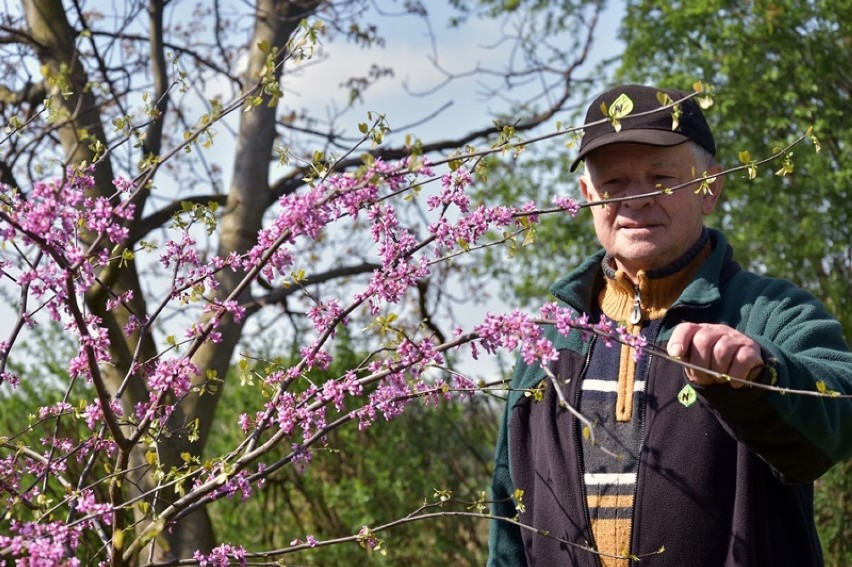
left=814, top=461, right=852, bottom=567
left=0, top=322, right=116, bottom=563
left=617, top=0, right=852, bottom=338
left=206, top=330, right=498, bottom=566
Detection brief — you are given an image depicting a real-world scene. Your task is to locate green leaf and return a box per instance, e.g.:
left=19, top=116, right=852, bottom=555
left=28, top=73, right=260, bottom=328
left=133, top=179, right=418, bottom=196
left=609, top=93, right=634, bottom=118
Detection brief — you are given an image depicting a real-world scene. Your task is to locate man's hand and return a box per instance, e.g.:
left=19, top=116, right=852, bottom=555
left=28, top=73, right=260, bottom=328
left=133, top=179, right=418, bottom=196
left=667, top=323, right=764, bottom=389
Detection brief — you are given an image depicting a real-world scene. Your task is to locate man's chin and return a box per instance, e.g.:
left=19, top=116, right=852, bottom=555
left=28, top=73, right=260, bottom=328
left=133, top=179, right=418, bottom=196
left=613, top=246, right=666, bottom=271
left=615, top=234, right=661, bottom=254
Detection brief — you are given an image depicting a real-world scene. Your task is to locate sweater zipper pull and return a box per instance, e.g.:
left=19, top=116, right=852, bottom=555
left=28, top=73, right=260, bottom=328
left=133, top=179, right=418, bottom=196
left=629, top=286, right=642, bottom=325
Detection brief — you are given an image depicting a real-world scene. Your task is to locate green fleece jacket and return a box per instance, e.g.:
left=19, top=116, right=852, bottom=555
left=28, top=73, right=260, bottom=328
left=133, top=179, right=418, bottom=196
left=488, top=229, right=852, bottom=566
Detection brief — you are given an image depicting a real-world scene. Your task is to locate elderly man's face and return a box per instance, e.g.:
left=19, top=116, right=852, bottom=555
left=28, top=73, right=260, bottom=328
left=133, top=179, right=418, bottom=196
left=579, top=143, right=723, bottom=280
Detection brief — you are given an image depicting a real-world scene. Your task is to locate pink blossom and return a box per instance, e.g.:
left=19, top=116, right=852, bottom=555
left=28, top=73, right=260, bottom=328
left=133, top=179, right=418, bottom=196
left=193, top=544, right=247, bottom=567
left=208, top=299, right=247, bottom=324
left=427, top=168, right=473, bottom=213
left=75, top=489, right=112, bottom=525
left=160, top=234, right=201, bottom=270
left=185, top=322, right=223, bottom=344
left=357, top=255, right=429, bottom=314
left=321, top=371, right=363, bottom=410
left=0, top=371, right=20, bottom=387
left=306, top=299, right=347, bottom=336
left=276, top=184, right=334, bottom=240
left=81, top=398, right=123, bottom=430
left=238, top=413, right=252, bottom=434
left=518, top=200, right=540, bottom=223
left=123, top=314, right=142, bottom=335
left=105, top=290, right=134, bottom=311
left=357, top=370, right=411, bottom=424
left=396, top=338, right=444, bottom=378
left=0, top=519, right=85, bottom=565
left=148, top=358, right=199, bottom=398
left=475, top=309, right=541, bottom=355
left=112, top=176, right=135, bottom=193
left=291, top=443, right=313, bottom=474
left=271, top=393, right=298, bottom=436
left=38, top=402, right=73, bottom=421
left=618, top=327, right=648, bottom=361
left=553, top=195, right=581, bottom=217
left=598, top=315, right=615, bottom=348
left=299, top=344, right=332, bottom=371
left=211, top=469, right=254, bottom=501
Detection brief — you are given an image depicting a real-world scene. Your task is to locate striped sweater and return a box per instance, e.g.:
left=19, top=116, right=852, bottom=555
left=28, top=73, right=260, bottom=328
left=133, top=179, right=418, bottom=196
left=581, top=236, right=710, bottom=566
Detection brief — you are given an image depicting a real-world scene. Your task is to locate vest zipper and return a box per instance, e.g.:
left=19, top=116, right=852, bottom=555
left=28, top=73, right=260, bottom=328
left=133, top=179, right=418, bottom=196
left=629, top=285, right=642, bottom=325
left=573, top=336, right=604, bottom=567
left=629, top=302, right=713, bottom=557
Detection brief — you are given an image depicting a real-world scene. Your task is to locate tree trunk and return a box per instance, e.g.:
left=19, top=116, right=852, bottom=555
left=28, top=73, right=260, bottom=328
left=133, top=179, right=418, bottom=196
left=139, top=0, right=323, bottom=561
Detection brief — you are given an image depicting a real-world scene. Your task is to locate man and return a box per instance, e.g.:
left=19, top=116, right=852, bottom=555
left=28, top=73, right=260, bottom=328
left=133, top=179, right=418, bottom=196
left=487, top=84, right=852, bottom=566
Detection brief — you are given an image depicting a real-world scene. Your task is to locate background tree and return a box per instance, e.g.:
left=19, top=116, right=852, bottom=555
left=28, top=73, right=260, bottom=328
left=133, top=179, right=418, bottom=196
left=615, top=2, right=851, bottom=564
left=617, top=0, right=851, bottom=335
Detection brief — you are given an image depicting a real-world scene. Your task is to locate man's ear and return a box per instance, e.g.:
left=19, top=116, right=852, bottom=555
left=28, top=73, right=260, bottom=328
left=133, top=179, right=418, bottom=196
left=579, top=172, right=593, bottom=202
left=701, top=163, right=725, bottom=215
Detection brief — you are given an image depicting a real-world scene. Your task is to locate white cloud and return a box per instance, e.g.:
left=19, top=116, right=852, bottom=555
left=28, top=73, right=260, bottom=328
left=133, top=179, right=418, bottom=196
left=282, top=13, right=513, bottom=140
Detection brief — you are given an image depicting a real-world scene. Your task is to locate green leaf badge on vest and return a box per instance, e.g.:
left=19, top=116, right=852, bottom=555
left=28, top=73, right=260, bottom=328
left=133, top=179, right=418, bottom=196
left=678, top=383, right=698, bottom=408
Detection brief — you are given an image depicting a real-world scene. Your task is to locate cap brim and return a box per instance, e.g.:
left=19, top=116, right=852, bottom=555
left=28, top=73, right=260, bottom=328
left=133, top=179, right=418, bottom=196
left=569, top=129, right=691, bottom=172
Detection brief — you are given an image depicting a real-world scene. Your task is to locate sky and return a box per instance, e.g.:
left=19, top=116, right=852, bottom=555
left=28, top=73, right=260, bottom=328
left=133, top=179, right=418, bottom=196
left=284, top=2, right=626, bottom=144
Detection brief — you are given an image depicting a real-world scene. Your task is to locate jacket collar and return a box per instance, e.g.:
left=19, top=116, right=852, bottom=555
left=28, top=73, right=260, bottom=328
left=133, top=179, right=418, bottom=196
left=549, top=228, right=731, bottom=313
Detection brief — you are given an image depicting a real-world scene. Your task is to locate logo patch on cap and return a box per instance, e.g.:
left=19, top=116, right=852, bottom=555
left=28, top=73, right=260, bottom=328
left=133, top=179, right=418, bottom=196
left=601, top=93, right=634, bottom=132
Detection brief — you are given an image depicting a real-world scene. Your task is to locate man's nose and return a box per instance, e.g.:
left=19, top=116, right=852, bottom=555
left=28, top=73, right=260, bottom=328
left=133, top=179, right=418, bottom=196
left=621, top=182, right=655, bottom=208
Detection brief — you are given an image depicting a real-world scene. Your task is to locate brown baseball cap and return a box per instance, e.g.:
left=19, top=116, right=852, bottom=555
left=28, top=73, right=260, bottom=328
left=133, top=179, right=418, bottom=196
left=570, top=84, right=716, bottom=172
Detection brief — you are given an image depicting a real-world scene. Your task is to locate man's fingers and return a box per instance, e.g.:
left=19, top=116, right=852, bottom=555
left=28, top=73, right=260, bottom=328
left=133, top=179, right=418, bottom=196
left=667, top=322, right=700, bottom=359
left=723, top=334, right=763, bottom=379
left=668, top=323, right=716, bottom=387
left=727, top=344, right=764, bottom=389
left=668, top=322, right=764, bottom=387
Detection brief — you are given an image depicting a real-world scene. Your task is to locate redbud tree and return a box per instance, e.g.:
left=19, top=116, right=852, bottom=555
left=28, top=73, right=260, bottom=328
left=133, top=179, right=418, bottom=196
left=0, top=1, right=614, bottom=563
left=0, top=1, right=839, bottom=566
